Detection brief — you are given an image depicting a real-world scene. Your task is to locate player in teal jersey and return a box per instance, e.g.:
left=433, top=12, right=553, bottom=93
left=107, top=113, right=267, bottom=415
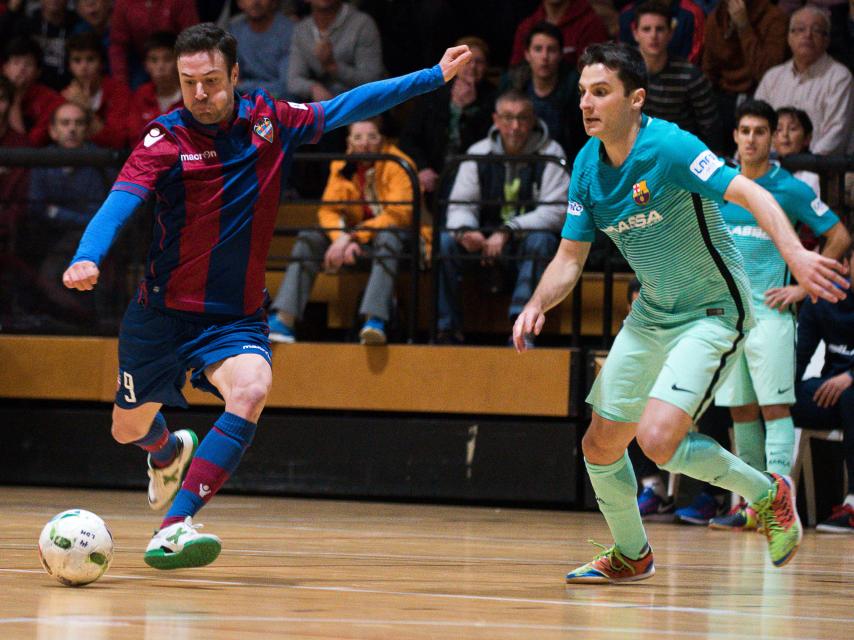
left=709, top=100, right=850, bottom=532
left=512, top=43, right=848, bottom=583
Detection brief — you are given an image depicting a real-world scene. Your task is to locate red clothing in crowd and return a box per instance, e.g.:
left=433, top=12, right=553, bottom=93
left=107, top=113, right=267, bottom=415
left=509, top=1, right=610, bottom=68
left=108, top=0, right=199, bottom=86
left=21, top=83, right=64, bottom=147
left=0, top=127, right=30, bottom=238
left=90, top=76, right=132, bottom=149
left=128, top=81, right=183, bottom=143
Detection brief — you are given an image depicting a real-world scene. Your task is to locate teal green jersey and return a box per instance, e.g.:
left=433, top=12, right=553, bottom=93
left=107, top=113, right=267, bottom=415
left=562, top=115, right=752, bottom=330
left=720, top=163, right=839, bottom=306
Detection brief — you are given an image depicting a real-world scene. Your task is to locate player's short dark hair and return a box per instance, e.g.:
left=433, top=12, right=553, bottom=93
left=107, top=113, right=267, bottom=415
left=735, top=99, right=778, bottom=132
left=3, top=36, right=43, bottom=66
left=627, top=276, right=641, bottom=302
left=144, top=31, right=178, bottom=57
left=175, top=23, right=237, bottom=72
left=635, top=0, right=674, bottom=24
left=775, top=106, right=813, bottom=137
left=66, top=32, right=105, bottom=60
left=579, top=43, right=647, bottom=95
left=525, top=21, right=563, bottom=51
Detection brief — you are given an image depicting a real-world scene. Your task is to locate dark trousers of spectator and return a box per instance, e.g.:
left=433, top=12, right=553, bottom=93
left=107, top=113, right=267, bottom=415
left=436, top=230, right=558, bottom=332
left=792, top=377, right=854, bottom=495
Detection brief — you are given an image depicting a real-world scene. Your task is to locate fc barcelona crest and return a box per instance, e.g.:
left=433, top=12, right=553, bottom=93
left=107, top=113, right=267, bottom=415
left=253, top=117, right=274, bottom=143
left=632, top=180, right=651, bottom=206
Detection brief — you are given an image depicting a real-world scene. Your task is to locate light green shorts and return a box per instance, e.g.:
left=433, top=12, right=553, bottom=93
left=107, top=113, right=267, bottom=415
left=587, top=316, right=744, bottom=424
left=715, top=306, right=796, bottom=407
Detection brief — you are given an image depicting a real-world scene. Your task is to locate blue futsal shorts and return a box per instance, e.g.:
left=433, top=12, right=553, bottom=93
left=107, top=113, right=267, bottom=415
left=115, top=301, right=272, bottom=409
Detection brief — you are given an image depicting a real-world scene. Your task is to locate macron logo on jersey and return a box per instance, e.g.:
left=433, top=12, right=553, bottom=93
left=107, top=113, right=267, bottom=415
left=689, top=150, right=723, bottom=182
left=180, top=150, right=219, bottom=162
left=144, top=127, right=165, bottom=148
left=567, top=200, right=584, bottom=216
left=810, top=197, right=829, bottom=216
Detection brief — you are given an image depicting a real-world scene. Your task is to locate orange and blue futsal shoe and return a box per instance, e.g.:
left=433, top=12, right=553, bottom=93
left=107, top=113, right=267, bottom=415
left=565, top=541, right=655, bottom=584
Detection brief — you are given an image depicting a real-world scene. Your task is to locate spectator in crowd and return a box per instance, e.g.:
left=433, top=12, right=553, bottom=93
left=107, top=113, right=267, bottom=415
left=501, top=21, right=584, bottom=161
left=399, top=36, right=495, bottom=212
left=0, top=75, right=29, bottom=250
left=774, top=107, right=820, bottom=198
left=793, top=240, right=854, bottom=533
left=61, top=33, right=129, bottom=150
left=128, top=32, right=182, bottom=143
left=109, top=0, right=199, bottom=89
left=619, top=0, right=706, bottom=65
left=267, top=118, right=414, bottom=345
left=197, top=0, right=238, bottom=26
left=1, top=36, right=64, bottom=147
left=228, top=0, right=294, bottom=99
left=0, top=0, right=82, bottom=91
left=702, top=0, right=787, bottom=155
left=72, top=0, right=113, bottom=74
left=754, top=5, right=853, bottom=156
left=632, top=0, right=722, bottom=152
left=287, top=0, right=384, bottom=103
left=509, top=0, right=609, bottom=69
left=437, top=90, right=568, bottom=345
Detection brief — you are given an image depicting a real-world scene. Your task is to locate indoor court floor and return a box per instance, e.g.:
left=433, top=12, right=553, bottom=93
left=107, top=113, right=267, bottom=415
left=1, top=486, right=852, bottom=639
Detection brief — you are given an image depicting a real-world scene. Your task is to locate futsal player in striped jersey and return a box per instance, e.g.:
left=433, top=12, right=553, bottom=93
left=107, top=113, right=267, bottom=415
left=513, top=43, right=847, bottom=583
left=62, top=23, right=472, bottom=570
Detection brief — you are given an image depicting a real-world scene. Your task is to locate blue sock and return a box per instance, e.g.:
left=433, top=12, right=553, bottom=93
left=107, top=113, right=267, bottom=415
left=132, top=412, right=178, bottom=468
left=162, top=412, right=257, bottom=527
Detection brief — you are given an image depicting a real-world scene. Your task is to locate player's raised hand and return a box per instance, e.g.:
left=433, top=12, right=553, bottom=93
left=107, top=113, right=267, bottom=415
left=62, top=260, right=100, bottom=291
left=512, top=305, right=545, bottom=353
left=787, top=248, right=848, bottom=304
left=438, top=45, right=472, bottom=83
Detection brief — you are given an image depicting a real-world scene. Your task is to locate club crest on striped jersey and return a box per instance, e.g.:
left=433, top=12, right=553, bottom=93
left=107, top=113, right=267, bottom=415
left=632, top=180, right=651, bottom=206
left=253, top=117, right=274, bottom=143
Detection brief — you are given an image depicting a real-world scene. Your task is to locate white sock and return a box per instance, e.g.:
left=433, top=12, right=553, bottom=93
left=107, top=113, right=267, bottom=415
left=844, top=494, right=854, bottom=508
left=642, top=475, right=666, bottom=498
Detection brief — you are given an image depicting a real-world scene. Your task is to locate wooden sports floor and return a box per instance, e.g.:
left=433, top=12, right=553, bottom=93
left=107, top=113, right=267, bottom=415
left=1, top=486, right=852, bottom=639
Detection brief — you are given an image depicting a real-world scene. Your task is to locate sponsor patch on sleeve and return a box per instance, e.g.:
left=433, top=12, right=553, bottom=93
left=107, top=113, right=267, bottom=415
left=287, top=101, right=309, bottom=111
left=689, top=150, right=724, bottom=182
left=810, top=197, right=829, bottom=216
left=567, top=200, right=584, bottom=216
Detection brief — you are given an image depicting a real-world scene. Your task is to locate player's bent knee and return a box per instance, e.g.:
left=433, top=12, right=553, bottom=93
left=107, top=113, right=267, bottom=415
left=581, top=426, right=617, bottom=462
left=636, top=426, right=679, bottom=466
left=228, top=381, right=269, bottom=414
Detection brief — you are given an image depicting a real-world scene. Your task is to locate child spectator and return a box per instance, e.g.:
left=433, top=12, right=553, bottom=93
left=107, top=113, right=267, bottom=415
left=128, top=32, right=182, bottom=142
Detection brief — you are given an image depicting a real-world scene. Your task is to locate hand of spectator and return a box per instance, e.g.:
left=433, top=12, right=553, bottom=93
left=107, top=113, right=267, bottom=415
left=764, top=284, right=806, bottom=311
left=314, top=37, right=335, bottom=70
left=727, top=0, right=749, bottom=31
left=311, top=82, right=334, bottom=102
left=787, top=248, right=848, bottom=304
left=418, top=168, right=439, bottom=193
left=343, top=240, right=362, bottom=265
left=450, top=76, right=476, bottom=109
left=323, top=235, right=351, bottom=272
left=813, top=372, right=853, bottom=408
left=438, top=45, right=473, bottom=83
left=458, top=230, right=486, bottom=253
left=62, top=260, right=100, bottom=291
left=512, top=305, right=545, bottom=353
left=481, top=229, right=509, bottom=263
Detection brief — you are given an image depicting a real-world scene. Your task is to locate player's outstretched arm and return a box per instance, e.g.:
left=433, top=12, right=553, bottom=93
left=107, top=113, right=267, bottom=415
left=320, top=46, right=471, bottom=132
left=513, top=239, right=590, bottom=353
left=724, top=175, right=848, bottom=303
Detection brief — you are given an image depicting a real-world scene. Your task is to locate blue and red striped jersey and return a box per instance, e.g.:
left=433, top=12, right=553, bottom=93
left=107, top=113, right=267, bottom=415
left=113, top=89, right=323, bottom=316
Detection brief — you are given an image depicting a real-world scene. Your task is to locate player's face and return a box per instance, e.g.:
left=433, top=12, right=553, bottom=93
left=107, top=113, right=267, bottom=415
left=347, top=121, right=382, bottom=155
left=177, top=50, right=238, bottom=125
left=773, top=113, right=810, bottom=157
left=578, top=64, right=644, bottom=140
left=493, top=99, right=535, bottom=155
left=145, top=48, right=178, bottom=87
left=68, top=50, right=102, bottom=84
left=2, top=55, right=39, bottom=90
left=632, top=14, right=672, bottom=57
left=524, top=34, right=561, bottom=80
left=734, top=115, right=772, bottom=165
left=50, top=104, right=89, bottom=149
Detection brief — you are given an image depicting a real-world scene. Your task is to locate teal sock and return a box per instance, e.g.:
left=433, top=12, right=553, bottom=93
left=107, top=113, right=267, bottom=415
left=660, top=432, right=772, bottom=504
left=733, top=419, right=765, bottom=472
left=585, top=452, right=648, bottom=560
left=764, top=416, right=795, bottom=476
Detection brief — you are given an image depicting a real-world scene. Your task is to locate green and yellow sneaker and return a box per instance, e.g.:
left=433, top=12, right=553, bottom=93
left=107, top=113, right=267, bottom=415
left=143, top=517, right=221, bottom=570
left=751, top=473, right=802, bottom=567
left=565, top=540, right=655, bottom=584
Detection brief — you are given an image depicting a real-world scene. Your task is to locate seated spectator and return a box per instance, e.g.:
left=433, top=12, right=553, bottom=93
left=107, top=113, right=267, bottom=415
left=1, top=36, right=64, bottom=147
left=792, top=240, right=854, bottom=533
left=619, top=0, right=706, bottom=65
left=501, top=21, right=584, bottom=161
left=0, top=75, right=29, bottom=248
left=128, top=32, right=182, bottom=143
left=399, top=36, right=494, bottom=211
left=437, top=90, right=569, bottom=345
left=287, top=0, right=384, bottom=103
left=0, top=0, right=82, bottom=91
left=509, top=0, right=609, bottom=69
left=109, top=0, right=199, bottom=89
left=632, top=0, right=722, bottom=152
left=61, top=33, right=130, bottom=150
left=754, top=5, right=853, bottom=156
left=228, top=0, right=294, bottom=99
left=267, top=118, right=414, bottom=346
left=702, top=0, right=787, bottom=155
left=774, top=107, right=820, bottom=198
left=72, top=0, right=113, bottom=75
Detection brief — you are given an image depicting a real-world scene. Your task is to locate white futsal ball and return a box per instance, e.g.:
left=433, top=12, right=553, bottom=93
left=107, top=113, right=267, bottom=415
left=38, top=509, right=114, bottom=586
